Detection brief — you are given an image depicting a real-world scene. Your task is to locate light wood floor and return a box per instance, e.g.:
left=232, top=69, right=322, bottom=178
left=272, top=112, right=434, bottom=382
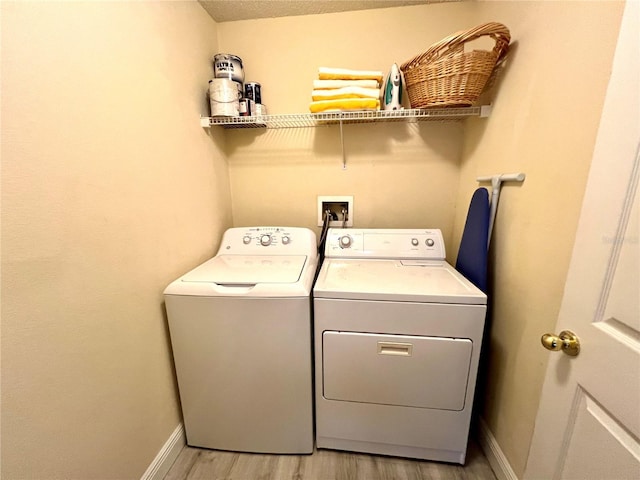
left=164, top=439, right=497, bottom=480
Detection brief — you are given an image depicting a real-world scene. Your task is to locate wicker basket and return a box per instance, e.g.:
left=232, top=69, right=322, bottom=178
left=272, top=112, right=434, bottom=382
left=400, top=22, right=510, bottom=108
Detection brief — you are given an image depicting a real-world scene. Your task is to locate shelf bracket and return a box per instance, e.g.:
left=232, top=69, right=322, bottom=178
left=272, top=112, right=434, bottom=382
left=480, top=105, right=492, bottom=117
left=339, top=119, right=346, bottom=170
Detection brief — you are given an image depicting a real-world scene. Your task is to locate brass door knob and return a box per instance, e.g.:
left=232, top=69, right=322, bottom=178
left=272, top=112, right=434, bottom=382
left=541, top=330, right=580, bottom=356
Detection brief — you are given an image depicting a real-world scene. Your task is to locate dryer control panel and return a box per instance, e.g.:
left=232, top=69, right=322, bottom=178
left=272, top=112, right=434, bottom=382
left=324, top=228, right=445, bottom=260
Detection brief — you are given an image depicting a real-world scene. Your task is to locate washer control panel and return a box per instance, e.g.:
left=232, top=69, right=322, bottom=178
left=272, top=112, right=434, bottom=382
left=325, top=228, right=445, bottom=260
left=218, top=226, right=317, bottom=256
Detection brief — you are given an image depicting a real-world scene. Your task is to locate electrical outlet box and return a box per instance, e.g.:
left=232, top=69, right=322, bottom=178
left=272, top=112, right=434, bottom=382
left=317, top=196, right=354, bottom=227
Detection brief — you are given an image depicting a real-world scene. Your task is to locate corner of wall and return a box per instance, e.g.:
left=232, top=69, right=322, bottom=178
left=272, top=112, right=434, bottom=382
left=477, top=417, right=519, bottom=480
left=140, top=424, right=186, bottom=480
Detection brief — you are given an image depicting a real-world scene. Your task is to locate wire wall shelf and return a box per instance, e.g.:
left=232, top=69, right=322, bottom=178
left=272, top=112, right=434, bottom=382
left=200, top=106, right=491, bottom=129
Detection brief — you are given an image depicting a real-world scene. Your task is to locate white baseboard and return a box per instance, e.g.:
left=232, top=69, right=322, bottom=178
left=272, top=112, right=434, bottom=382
left=146, top=420, right=510, bottom=480
left=477, top=417, right=519, bottom=480
left=140, top=423, right=186, bottom=480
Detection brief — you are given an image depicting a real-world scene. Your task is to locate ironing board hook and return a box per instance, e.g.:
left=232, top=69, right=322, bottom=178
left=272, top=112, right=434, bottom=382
left=476, top=173, right=526, bottom=246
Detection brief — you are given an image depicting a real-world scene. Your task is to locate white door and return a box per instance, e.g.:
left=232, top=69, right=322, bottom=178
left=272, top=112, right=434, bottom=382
left=524, top=3, right=640, bottom=479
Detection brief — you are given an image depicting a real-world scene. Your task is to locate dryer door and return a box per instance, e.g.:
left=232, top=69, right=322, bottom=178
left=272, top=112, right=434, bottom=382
left=322, top=331, right=472, bottom=411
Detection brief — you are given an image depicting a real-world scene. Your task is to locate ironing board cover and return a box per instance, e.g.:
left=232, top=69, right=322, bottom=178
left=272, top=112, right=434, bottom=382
left=455, top=188, right=490, bottom=293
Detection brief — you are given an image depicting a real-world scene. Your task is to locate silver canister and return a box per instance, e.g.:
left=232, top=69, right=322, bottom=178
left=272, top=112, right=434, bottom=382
left=239, top=98, right=250, bottom=116
left=253, top=103, right=267, bottom=116
left=208, top=78, right=240, bottom=117
left=244, top=82, right=261, bottom=104
left=213, top=53, right=244, bottom=87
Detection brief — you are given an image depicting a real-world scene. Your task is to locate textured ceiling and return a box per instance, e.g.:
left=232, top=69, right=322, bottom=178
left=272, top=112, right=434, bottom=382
left=198, top=0, right=442, bottom=23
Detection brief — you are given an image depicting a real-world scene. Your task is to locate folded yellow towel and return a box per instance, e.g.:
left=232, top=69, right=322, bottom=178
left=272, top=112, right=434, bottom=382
left=309, top=98, right=380, bottom=113
left=313, top=79, right=380, bottom=90
left=318, top=67, right=383, bottom=83
left=312, top=86, right=380, bottom=101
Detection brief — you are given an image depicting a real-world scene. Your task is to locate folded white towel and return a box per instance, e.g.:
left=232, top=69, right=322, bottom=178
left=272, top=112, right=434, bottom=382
left=312, top=86, right=380, bottom=101
left=318, top=67, right=384, bottom=83
left=313, top=79, right=380, bottom=90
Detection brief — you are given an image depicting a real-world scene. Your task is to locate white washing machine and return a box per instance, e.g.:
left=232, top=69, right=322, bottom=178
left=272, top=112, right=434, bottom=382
left=164, top=226, right=317, bottom=454
left=313, top=228, right=487, bottom=464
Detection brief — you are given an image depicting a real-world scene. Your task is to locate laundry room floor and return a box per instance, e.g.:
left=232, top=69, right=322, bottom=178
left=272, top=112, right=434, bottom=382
left=163, top=439, right=497, bottom=480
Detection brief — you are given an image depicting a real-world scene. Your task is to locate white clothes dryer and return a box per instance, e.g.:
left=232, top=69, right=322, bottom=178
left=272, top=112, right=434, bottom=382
left=164, top=226, right=317, bottom=454
left=313, top=228, right=487, bottom=464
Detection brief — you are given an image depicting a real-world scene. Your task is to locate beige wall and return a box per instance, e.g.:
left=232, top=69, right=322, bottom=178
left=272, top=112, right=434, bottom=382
left=452, top=1, right=624, bottom=477
left=1, top=2, right=231, bottom=478
left=218, top=4, right=475, bottom=254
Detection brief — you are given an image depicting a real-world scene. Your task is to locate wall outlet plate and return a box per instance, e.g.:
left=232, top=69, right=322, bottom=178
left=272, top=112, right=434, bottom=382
left=317, top=196, right=354, bottom=227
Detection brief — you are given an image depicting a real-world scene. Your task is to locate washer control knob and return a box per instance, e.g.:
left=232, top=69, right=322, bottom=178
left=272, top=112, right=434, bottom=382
left=339, top=235, right=352, bottom=248
left=282, top=236, right=291, bottom=245
left=243, top=235, right=252, bottom=245
left=426, top=238, right=435, bottom=247
left=411, top=238, right=419, bottom=246
left=260, top=234, right=272, bottom=246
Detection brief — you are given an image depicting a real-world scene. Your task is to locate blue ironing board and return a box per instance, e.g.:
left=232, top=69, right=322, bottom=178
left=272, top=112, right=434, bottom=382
left=455, top=188, right=490, bottom=293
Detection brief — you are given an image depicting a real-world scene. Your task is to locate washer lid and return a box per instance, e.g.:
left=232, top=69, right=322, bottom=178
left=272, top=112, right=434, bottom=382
left=313, top=259, right=486, bottom=304
left=181, top=255, right=308, bottom=285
